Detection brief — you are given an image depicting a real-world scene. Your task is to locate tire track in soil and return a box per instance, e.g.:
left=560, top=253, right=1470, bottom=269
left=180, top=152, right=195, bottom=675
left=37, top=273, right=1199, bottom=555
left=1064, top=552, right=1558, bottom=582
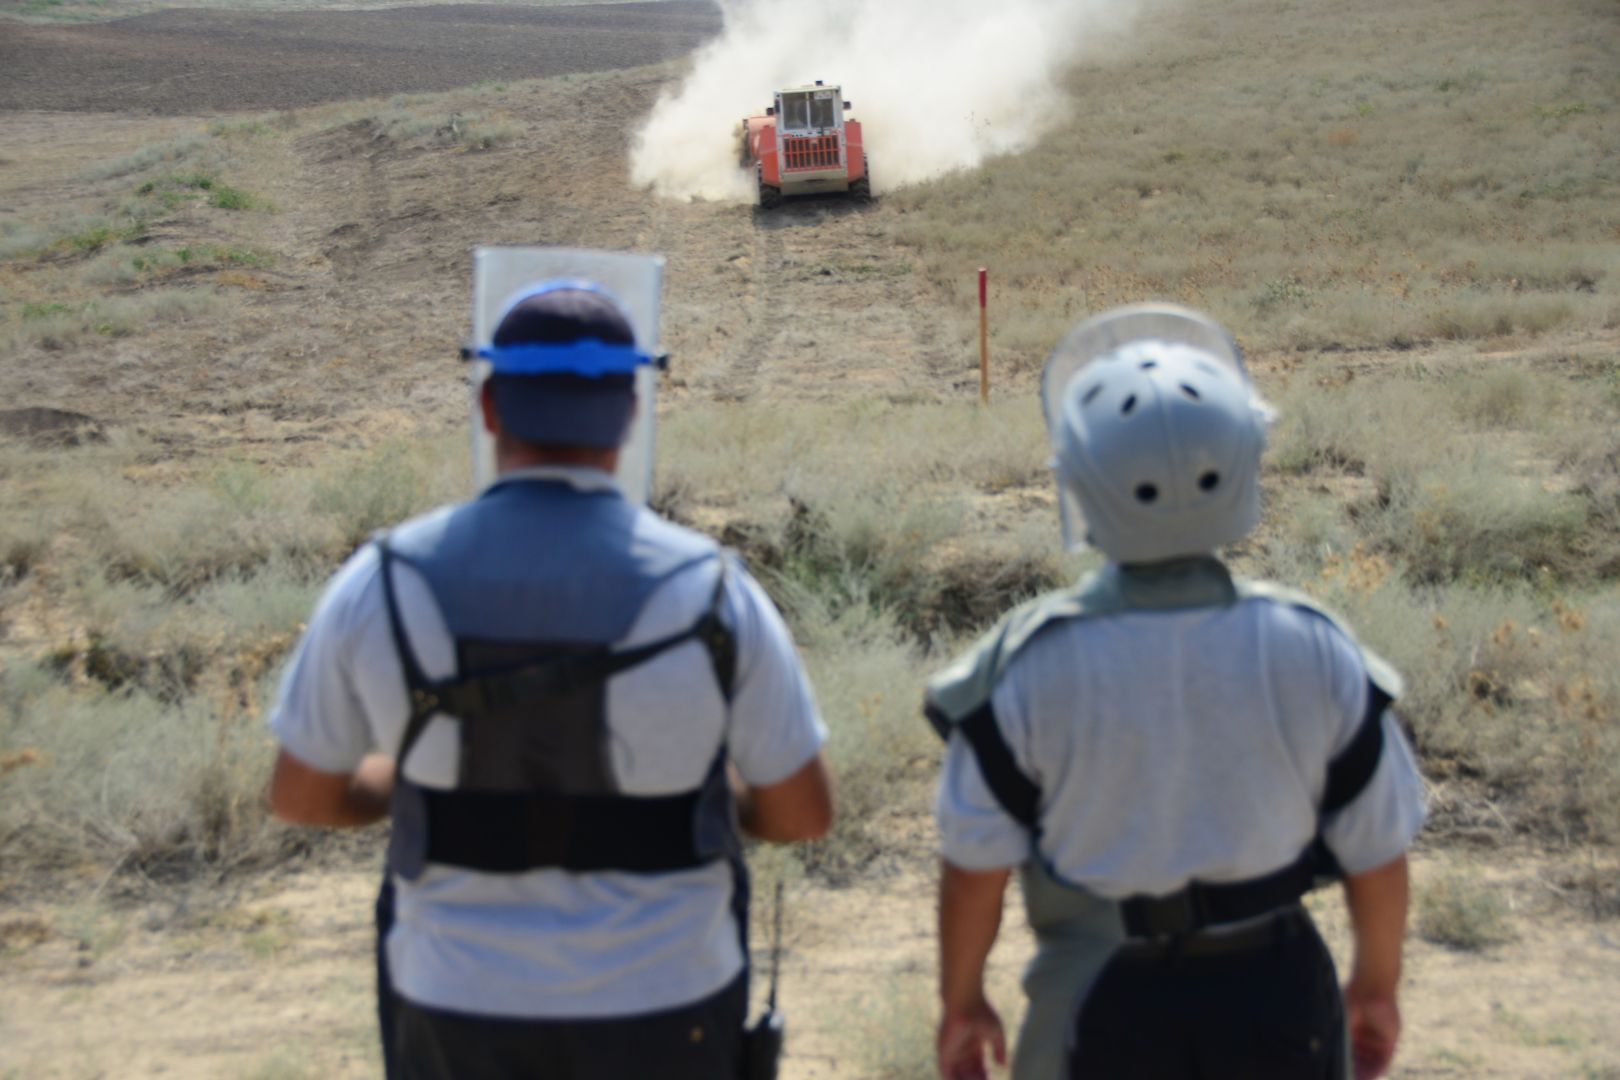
left=655, top=195, right=966, bottom=406
left=710, top=210, right=785, bottom=403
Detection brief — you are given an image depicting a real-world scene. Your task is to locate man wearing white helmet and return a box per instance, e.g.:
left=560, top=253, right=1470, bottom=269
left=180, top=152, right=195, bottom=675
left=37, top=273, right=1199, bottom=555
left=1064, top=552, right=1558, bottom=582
left=266, top=280, right=832, bottom=1078
left=926, top=305, right=1425, bottom=1080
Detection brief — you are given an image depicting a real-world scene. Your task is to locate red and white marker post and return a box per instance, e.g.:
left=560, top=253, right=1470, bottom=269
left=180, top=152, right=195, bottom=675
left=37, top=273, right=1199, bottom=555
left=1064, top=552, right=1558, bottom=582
left=978, top=267, right=989, bottom=404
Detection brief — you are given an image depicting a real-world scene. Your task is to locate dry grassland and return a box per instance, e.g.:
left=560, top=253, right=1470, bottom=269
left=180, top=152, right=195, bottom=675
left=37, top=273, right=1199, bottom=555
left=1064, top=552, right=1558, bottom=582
left=893, top=0, right=1620, bottom=366
left=2, top=0, right=1619, bottom=1075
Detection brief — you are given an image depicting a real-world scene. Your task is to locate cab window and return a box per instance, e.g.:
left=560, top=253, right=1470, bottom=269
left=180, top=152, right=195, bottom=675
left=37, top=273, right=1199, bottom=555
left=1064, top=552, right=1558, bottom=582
left=780, top=93, right=812, bottom=131
left=809, top=94, right=837, bottom=129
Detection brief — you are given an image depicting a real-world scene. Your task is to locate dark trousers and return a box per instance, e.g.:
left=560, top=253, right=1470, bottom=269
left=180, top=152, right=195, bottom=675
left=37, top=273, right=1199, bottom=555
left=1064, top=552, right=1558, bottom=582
left=1069, top=906, right=1346, bottom=1079
left=377, top=877, right=401, bottom=1080
left=394, top=972, right=748, bottom=1080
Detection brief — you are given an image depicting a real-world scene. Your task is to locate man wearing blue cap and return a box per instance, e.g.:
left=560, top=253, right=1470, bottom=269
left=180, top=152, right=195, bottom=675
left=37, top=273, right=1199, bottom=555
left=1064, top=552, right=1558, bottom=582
left=267, top=281, right=833, bottom=1079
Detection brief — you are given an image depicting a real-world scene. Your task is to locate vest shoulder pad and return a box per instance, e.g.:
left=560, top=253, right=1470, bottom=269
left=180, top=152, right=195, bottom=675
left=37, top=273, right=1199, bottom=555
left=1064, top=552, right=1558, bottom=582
left=923, top=575, right=1106, bottom=739
left=1233, top=579, right=1404, bottom=702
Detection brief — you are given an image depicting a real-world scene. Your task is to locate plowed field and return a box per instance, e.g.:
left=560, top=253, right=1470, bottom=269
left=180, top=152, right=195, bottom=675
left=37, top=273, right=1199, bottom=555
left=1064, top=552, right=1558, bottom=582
left=0, top=1, right=721, bottom=113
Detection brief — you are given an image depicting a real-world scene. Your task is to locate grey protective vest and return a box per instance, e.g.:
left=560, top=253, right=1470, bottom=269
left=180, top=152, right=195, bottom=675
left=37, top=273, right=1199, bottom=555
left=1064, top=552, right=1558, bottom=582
left=376, top=478, right=742, bottom=885
left=924, top=556, right=1401, bottom=1080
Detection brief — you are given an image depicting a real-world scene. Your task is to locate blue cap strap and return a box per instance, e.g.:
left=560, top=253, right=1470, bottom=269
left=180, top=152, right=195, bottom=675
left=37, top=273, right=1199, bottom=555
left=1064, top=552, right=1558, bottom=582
left=476, top=339, right=653, bottom=377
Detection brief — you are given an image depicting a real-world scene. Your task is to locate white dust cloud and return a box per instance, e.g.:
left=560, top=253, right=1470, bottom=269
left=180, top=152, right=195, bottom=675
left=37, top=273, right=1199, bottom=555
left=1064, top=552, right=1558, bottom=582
left=631, top=0, right=1149, bottom=202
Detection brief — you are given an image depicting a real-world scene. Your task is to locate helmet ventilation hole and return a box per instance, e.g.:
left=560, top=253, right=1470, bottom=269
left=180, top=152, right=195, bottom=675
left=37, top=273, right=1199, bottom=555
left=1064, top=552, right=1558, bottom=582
left=1134, top=483, right=1159, bottom=504
left=1121, top=394, right=1138, bottom=416
left=1082, top=384, right=1104, bottom=406
left=1180, top=383, right=1201, bottom=400
left=1199, top=471, right=1220, bottom=492
left=1140, top=359, right=1157, bottom=370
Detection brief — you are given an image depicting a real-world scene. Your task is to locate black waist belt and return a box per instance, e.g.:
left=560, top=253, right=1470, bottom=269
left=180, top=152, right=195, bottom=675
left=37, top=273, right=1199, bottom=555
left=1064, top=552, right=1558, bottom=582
left=1119, top=850, right=1321, bottom=939
left=1118, top=904, right=1309, bottom=958
left=419, top=787, right=716, bottom=875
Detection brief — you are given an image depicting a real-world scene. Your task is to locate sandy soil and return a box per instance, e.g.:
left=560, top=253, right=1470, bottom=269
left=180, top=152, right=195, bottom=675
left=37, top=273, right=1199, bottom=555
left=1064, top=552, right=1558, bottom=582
left=2, top=6, right=1618, bottom=1079
left=2, top=847, right=1618, bottom=1079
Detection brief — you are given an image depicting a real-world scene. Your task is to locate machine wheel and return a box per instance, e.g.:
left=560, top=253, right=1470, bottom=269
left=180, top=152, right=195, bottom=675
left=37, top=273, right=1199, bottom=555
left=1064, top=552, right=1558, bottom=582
left=850, top=156, right=872, bottom=202
left=758, top=181, right=782, bottom=210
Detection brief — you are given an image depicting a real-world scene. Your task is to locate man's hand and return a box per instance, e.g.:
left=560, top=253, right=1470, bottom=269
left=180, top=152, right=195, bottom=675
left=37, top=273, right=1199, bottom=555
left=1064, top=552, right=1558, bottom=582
left=1344, top=978, right=1401, bottom=1080
left=268, top=750, right=394, bottom=827
left=937, top=995, right=1006, bottom=1080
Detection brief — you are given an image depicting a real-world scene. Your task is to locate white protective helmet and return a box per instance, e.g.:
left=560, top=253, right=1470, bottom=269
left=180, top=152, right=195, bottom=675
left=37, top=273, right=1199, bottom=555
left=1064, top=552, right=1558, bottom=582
left=1040, top=304, right=1273, bottom=563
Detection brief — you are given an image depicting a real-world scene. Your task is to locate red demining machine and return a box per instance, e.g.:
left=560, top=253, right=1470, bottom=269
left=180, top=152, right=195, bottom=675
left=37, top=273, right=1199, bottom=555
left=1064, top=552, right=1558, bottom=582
left=740, top=81, right=869, bottom=209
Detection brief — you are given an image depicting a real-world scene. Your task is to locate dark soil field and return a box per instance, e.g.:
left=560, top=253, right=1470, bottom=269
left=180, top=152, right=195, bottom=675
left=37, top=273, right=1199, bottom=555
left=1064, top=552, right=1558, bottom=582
left=0, top=1, right=721, bottom=113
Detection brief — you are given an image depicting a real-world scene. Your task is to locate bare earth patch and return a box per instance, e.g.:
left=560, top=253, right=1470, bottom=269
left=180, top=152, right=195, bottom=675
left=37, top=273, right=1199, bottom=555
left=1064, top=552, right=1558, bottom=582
left=1, top=850, right=1617, bottom=1078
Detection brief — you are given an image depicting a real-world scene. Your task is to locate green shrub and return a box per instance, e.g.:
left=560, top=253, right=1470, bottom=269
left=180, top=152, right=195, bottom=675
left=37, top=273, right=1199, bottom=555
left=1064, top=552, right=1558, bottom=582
left=210, top=183, right=259, bottom=211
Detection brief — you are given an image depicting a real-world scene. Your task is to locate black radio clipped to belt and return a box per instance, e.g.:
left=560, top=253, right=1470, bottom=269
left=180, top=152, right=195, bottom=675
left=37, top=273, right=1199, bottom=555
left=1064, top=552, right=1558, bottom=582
left=742, top=879, right=786, bottom=1080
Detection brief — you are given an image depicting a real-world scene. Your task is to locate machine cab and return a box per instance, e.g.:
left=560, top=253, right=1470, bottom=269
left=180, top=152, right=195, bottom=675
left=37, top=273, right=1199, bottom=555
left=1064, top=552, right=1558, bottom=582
left=775, top=85, right=843, bottom=134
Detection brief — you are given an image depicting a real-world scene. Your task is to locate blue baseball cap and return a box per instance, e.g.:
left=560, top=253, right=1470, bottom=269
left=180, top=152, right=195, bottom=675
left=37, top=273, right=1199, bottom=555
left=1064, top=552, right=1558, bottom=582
left=480, top=281, right=648, bottom=448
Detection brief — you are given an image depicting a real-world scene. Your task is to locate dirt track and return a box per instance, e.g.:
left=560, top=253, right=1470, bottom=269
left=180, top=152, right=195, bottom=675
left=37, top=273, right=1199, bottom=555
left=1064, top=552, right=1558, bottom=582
left=0, top=1, right=722, bottom=113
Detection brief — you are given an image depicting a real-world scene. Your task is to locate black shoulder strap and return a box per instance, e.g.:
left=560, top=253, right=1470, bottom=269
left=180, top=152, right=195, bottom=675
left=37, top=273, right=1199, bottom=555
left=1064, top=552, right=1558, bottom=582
left=695, top=556, right=737, bottom=702
left=1321, top=679, right=1391, bottom=815
left=937, top=700, right=1041, bottom=830
left=375, top=537, right=440, bottom=766
left=406, top=553, right=739, bottom=727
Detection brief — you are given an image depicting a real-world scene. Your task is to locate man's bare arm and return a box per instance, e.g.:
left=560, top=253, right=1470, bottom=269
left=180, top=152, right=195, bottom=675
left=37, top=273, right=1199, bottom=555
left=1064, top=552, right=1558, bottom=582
left=937, top=860, right=1011, bottom=1080
left=268, top=750, right=395, bottom=828
left=732, top=754, right=833, bottom=843
left=1342, top=853, right=1409, bottom=1080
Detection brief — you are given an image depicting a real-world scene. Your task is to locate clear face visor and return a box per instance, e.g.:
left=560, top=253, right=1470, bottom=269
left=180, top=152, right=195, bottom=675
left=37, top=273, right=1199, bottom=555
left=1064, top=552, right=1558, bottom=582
left=470, top=248, right=665, bottom=503
left=1039, top=304, right=1252, bottom=550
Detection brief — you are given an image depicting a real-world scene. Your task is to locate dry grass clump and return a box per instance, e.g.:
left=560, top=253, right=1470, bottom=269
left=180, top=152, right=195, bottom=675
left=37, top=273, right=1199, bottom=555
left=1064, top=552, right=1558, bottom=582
left=1418, top=866, right=1515, bottom=951
left=4, top=434, right=460, bottom=596
left=0, top=435, right=465, bottom=877
left=376, top=108, right=521, bottom=152
left=659, top=398, right=1063, bottom=634
left=659, top=399, right=1076, bottom=876
left=1269, top=358, right=1618, bottom=585
left=306, top=99, right=524, bottom=154
left=890, top=0, right=1620, bottom=367
left=788, top=589, right=940, bottom=880
left=0, top=662, right=288, bottom=875
left=6, top=289, right=224, bottom=351
left=1253, top=359, right=1620, bottom=844
left=76, top=133, right=217, bottom=183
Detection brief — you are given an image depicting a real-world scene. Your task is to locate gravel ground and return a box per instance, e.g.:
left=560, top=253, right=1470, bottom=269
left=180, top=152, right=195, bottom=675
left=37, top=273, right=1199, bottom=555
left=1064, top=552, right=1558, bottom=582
left=0, top=1, right=721, bottom=114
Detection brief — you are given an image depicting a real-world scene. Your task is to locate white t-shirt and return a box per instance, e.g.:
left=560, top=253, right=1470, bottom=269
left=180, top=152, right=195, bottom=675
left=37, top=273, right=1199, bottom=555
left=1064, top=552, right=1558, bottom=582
left=935, top=595, right=1426, bottom=897
left=270, top=468, right=826, bottom=1018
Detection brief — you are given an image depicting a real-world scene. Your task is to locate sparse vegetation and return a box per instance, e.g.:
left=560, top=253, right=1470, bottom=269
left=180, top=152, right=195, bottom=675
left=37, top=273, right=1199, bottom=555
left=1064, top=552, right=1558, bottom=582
left=891, top=0, right=1620, bottom=365
left=2, top=0, right=1619, bottom=1072
left=0, top=436, right=465, bottom=874
left=1418, top=866, right=1515, bottom=950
